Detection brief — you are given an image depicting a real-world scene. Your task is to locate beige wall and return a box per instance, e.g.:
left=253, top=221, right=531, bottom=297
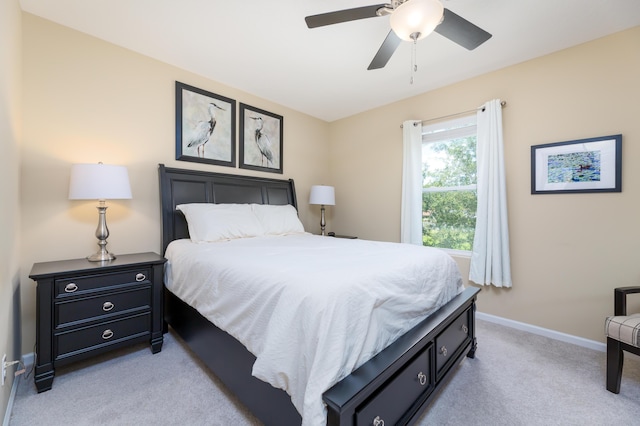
left=330, top=27, right=640, bottom=342
left=19, top=13, right=331, bottom=354
left=0, top=0, right=22, bottom=417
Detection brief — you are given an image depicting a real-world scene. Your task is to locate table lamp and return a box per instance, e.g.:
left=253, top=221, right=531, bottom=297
left=68, top=163, right=132, bottom=261
left=309, top=185, right=335, bottom=236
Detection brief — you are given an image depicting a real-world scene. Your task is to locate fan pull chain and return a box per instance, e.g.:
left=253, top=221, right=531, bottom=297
left=410, top=35, right=418, bottom=85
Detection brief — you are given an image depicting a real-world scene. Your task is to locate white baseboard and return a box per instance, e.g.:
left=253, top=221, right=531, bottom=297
left=2, top=352, right=34, bottom=426
left=477, top=311, right=606, bottom=352
left=2, top=376, right=19, bottom=426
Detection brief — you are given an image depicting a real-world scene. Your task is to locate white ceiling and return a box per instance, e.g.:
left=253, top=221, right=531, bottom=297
left=19, top=0, right=640, bottom=122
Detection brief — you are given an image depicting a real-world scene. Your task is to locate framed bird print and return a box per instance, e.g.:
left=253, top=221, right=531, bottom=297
left=175, top=81, right=236, bottom=167
left=239, top=103, right=283, bottom=174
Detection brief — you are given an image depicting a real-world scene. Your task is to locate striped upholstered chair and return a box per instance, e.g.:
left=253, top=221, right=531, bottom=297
left=605, top=286, right=640, bottom=393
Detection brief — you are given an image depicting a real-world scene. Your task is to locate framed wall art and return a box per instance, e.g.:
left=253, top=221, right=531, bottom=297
left=531, top=134, right=622, bottom=194
left=175, top=81, right=236, bottom=167
left=239, top=103, right=283, bottom=174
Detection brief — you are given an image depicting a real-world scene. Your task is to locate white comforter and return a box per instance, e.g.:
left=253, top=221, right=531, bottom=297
left=164, top=234, right=463, bottom=426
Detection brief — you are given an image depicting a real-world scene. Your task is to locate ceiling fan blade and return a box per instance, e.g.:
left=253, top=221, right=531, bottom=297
left=434, top=8, right=492, bottom=50
left=305, top=4, right=387, bottom=29
left=368, top=30, right=402, bottom=70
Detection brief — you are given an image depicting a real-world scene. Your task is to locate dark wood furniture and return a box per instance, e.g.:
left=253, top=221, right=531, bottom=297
left=159, top=164, right=480, bottom=426
left=29, top=252, right=166, bottom=393
left=606, top=286, right=640, bottom=393
left=328, top=232, right=357, bottom=239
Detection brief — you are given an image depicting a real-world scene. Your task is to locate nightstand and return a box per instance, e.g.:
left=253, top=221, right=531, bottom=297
left=29, top=252, right=166, bottom=393
left=328, top=232, right=357, bottom=239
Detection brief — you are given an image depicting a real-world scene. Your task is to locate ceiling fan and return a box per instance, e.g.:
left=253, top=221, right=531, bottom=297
left=305, top=0, right=492, bottom=70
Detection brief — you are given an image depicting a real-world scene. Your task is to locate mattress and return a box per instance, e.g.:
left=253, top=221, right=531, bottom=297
left=164, top=234, right=463, bottom=425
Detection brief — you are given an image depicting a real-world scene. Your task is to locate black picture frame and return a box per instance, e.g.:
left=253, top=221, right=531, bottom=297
left=531, top=134, right=622, bottom=194
left=175, top=81, right=236, bottom=167
left=239, top=103, right=283, bottom=174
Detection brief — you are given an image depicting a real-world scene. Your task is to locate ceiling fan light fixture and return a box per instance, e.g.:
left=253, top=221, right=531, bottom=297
left=390, top=0, right=444, bottom=41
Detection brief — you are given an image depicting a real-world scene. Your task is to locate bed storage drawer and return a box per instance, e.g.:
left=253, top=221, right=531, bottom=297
left=435, top=307, right=471, bottom=378
left=355, top=345, right=433, bottom=426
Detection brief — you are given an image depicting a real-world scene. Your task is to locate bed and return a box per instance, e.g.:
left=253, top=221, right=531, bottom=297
left=158, top=164, right=480, bottom=426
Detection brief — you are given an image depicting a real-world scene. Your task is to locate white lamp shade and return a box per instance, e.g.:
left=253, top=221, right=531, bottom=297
left=68, top=163, right=132, bottom=200
left=390, top=0, right=444, bottom=41
left=309, top=185, right=335, bottom=206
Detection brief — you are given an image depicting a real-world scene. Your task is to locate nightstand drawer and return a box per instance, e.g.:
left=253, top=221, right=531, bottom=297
left=55, top=287, right=151, bottom=328
left=55, top=312, right=151, bottom=360
left=55, top=268, right=150, bottom=298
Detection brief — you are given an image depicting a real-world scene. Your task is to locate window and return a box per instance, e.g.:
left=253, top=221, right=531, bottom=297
left=422, top=115, right=477, bottom=253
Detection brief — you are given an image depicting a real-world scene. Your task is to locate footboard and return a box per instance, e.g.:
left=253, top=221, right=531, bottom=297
left=323, top=287, right=480, bottom=426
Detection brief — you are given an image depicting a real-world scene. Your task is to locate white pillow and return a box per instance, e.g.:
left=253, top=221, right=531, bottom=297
left=251, top=204, right=305, bottom=235
left=176, top=203, right=264, bottom=243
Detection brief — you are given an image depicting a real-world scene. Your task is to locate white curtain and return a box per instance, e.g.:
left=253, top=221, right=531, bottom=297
left=469, top=99, right=512, bottom=287
left=401, top=120, right=423, bottom=245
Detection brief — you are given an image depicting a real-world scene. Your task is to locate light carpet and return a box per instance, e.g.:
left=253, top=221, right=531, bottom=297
left=8, top=319, right=640, bottom=425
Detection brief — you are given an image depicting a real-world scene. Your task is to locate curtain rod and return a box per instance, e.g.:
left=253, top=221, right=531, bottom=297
left=401, top=100, right=507, bottom=127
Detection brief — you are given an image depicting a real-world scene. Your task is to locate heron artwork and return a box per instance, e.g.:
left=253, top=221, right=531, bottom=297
left=251, top=116, right=274, bottom=167
left=185, top=102, right=225, bottom=158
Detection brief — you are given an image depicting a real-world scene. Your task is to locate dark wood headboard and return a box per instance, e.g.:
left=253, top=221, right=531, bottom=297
left=158, top=164, right=298, bottom=254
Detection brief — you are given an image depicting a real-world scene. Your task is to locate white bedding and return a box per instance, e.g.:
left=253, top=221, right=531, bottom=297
left=164, top=234, right=463, bottom=426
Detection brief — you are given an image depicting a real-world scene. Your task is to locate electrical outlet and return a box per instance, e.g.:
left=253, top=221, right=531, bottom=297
left=1, top=354, right=6, bottom=386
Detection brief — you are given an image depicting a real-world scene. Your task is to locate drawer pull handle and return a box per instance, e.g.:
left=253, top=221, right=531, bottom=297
left=102, top=301, right=115, bottom=312
left=64, top=283, right=78, bottom=293
left=373, top=416, right=385, bottom=426
left=462, top=324, right=469, bottom=334
left=102, top=329, right=114, bottom=340
left=440, top=345, right=448, bottom=357
left=417, top=371, right=427, bottom=386
left=135, top=273, right=146, bottom=282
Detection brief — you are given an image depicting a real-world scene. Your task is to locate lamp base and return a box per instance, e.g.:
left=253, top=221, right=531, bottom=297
left=320, top=205, right=326, bottom=236
left=87, top=250, right=116, bottom=262
left=87, top=202, right=116, bottom=262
